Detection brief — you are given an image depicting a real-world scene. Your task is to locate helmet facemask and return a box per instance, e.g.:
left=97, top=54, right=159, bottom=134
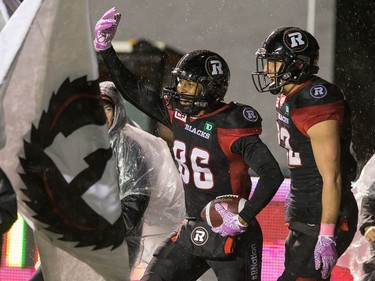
left=163, top=75, right=219, bottom=116
left=252, top=48, right=315, bottom=95
left=163, top=49, right=230, bottom=115
left=252, top=48, right=286, bottom=95
left=252, top=27, right=320, bottom=95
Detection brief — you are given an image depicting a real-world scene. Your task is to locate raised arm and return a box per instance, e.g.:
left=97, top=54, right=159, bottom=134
left=93, top=7, right=171, bottom=127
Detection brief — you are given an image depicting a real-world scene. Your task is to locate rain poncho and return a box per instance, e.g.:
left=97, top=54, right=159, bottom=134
left=359, top=181, right=375, bottom=280
left=337, top=154, right=375, bottom=280
left=100, top=82, right=185, bottom=275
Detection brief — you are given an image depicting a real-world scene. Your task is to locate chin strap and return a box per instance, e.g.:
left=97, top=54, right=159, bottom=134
left=269, top=81, right=283, bottom=95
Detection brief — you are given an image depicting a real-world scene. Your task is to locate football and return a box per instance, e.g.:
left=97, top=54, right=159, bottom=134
left=200, top=194, right=247, bottom=227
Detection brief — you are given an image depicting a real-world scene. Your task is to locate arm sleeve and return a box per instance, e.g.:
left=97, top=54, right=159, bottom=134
left=116, top=138, right=151, bottom=234
left=232, top=136, right=284, bottom=223
left=0, top=168, right=17, bottom=234
left=100, top=46, right=171, bottom=128
left=121, top=193, right=150, bottom=235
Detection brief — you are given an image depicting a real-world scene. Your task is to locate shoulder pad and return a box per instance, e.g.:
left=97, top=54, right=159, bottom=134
left=222, top=103, right=262, bottom=129
left=296, top=79, right=344, bottom=108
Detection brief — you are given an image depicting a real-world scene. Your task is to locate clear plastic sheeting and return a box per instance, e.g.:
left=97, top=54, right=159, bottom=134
left=101, top=81, right=185, bottom=278
left=102, top=80, right=185, bottom=229
left=337, top=154, right=375, bottom=280
left=114, top=123, right=185, bottom=227
left=119, top=124, right=186, bottom=279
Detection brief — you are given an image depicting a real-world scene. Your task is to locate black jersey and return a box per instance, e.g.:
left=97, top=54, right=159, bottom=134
left=170, top=103, right=262, bottom=218
left=100, top=46, right=284, bottom=224
left=276, top=76, right=357, bottom=223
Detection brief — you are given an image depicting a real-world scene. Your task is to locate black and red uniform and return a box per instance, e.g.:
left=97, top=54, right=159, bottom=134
left=276, top=76, right=358, bottom=280
left=171, top=103, right=265, bottom=218
left=101, top=46, right=284, bottom=281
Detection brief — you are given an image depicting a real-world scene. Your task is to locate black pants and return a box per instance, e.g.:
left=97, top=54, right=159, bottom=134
left=141, top=219, right=263, bottom=281
left=278, top=194, right=358, bottom=281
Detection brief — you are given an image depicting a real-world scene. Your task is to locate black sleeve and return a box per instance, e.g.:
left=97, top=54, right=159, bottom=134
left=119, top=149, right=151, bottom=235
left=231, top=136, right=284, bottom=223
left=359, top=183, right=375, bottom=235
left=0, top=168, right=17, bottom=234
left=120, top=173, right=151, bottom=236
left=121, top=193, right=150, bottom=235
left=100, top=46, right=171, bottom=128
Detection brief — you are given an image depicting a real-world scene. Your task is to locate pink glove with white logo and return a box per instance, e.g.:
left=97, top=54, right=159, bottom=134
left=314, top=223, right=338, bottom=279
left=94, top=7, right=122, bottom=51
left=211, top=203, right=247, bottom=237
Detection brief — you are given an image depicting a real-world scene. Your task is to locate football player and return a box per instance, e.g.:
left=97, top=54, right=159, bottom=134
left=252, top=26, right=358, bottom=280
left=94, top=7, right=284, bottom=281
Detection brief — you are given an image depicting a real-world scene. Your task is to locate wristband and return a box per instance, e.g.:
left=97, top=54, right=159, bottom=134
left=320, top=223, right=335, bottom=236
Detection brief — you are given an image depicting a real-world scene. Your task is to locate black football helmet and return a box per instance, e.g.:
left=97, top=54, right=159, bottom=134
left=163, top=49, right=230, bottom=115
left=252, top=26, right=320, bottom=95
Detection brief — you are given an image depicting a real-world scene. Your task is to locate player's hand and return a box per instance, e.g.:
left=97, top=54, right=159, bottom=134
left=94, top=7, right=122, bottom=51
left=211, top=203, right=246, bottom=237
left=314, top=235, right=338, bottom=279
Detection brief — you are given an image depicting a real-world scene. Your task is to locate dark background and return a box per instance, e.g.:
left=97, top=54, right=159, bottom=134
left=335, top=1, right=375, bottom=173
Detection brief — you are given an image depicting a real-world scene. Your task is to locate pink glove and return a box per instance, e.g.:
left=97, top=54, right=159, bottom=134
left=314, top=235, right=338, bottom=279
left=211, top=203, right=247, bottom=237
left=94, top=7, right=122, bottom=51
